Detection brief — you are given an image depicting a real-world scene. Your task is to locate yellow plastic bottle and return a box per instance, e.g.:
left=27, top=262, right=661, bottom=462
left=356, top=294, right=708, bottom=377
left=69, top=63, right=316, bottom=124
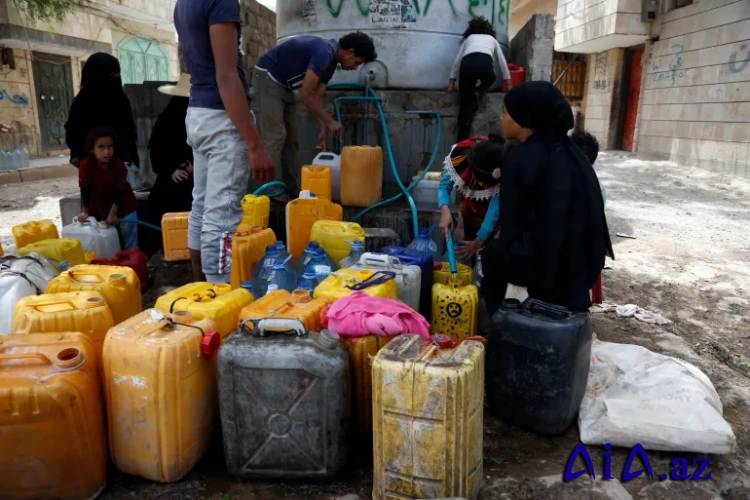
left=12, top=219, right=59, bottom=249
left=19, top=238, right=85, bottom=270
left=0, top=332, right=107, bottom=500
left=431, top=279, right=479, bottom=340
left=433, top=262, right=473, bottom=287
left=310, top=220, right=366, bottom=266
left=103, top=309, right=218, bottom=482
left=301, top=165, right=333, bottom=200
left=341, top=146, right=383, bottom=207
left=286, top=191, right=343, bottom=260
left=46, top=265, right=142, bottom=324
left=229, top=225, right=276, bottom=289
left=239, top=289, right=328, bottom=332
left=161, top=212, right=190, bottom=261
left=241, top=194, right=271, bottom=229
left=372, top=334, right=485, bottom=500
left=12, top=292, right=114, bottom=375
left=155, top=282, right=253, bottom=341
left=314, top=268, right=397, bottom=302
left=340, top=334, right=396, bottom=442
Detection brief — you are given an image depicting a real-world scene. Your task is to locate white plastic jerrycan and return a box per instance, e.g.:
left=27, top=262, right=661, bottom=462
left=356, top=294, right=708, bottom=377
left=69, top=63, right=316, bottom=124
left=0, top=269, right=37, bottom=335
left=62, top=216, right=121, bottom=260
left=0, top=253, right=58, bottom=292
left=350, top=252, right=422, bottom=312
left=312, top=152, right=341, bottom=201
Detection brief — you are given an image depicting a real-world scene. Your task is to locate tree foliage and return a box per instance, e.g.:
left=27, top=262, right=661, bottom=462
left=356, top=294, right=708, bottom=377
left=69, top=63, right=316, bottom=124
left=12, top=0, right=83, bottom=23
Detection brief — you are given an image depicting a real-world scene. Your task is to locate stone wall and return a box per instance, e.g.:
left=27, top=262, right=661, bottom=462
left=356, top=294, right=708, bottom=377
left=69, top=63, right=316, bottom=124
left=241, top=0, right=277, bottom=86
left=0, top=49, right=41, bottom=155
left=554, top=0, right=651, bottom=53
left=638, top=0, right=750, bottom=177
left=509, top=13, right=554, bottom=82
left=581, top=48, right=627, bottom=149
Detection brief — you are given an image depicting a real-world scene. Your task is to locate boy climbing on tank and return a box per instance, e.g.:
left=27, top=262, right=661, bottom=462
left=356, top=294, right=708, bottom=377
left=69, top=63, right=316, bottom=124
left=77, top=127, right=139, bottom=250
left=438, top=133, right=506, bottom=261
left=253, top=33, right=378, bottom=200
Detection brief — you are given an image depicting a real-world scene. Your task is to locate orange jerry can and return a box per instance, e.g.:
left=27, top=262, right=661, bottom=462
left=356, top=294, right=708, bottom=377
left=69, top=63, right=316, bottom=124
left=103, top=309, right=220, bottom=482
left=46, top=265, right=142, bottom=325
left=0, top=332, right=107, bottom=500
left=340, top=334, right=397, bottom=441
left=285, top=191, right=343, bottom=260
left=161, top=212, right=190, bottom=261
left=12, top=292, right=114, bottom=380
left=341, top=146, right=383, bottom=207
left=230, top=225, right=276, bottom=290
left=239, top=289, right=328, bottom=332
left=301, top=165, right=333, bottom=200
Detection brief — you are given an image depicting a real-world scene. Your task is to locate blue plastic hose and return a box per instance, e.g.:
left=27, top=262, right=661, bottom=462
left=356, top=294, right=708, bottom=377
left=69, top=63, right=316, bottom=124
left=118, top=219, right=162, bottom=232
left=327, top=82, right=442, bottom=240
left=253, top=180, right=287, bottom=197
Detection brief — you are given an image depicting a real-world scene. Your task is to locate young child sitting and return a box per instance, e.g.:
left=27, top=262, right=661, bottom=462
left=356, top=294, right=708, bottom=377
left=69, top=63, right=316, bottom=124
left=78, top=127, right=139, bottom=250
left=438, top=133, right=505, bottom=260
left=571, top=129, right=607, bottom=205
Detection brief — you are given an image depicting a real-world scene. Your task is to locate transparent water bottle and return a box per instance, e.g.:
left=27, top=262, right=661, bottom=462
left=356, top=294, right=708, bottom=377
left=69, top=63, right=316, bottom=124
left=20, top=145, right=29, bottom=168
left=297, top=268, right=319, bottom=292
left=0, top=149, right=8, bottom=170
left=338, top=240, right=364, bottom=268
left=266, top=256, right=297, bottom=293
left=408, top=226, right=440, bottom=261
left=274, top=241, right=290, bottom=262
left=9, top=145, right=22, bottom=170
left=252, top=245, right=279, bottom=296
left=310, top=249, right=333, bottom=282
left=241, top=280, right=254, bottom=297
left=295, top=241, right=321, bottom=274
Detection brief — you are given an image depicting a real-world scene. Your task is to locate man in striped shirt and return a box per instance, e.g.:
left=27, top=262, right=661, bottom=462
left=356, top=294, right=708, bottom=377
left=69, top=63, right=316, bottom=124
left=254, top=33, right=377, bottom=199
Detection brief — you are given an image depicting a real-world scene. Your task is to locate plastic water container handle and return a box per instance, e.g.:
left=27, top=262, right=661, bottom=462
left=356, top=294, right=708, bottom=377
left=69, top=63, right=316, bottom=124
left=73, top=215, right=97, bottom=225
left=0, top=353, right=52, bottom=366
left=527, top=299, right=572, bottom=319
left=361, top=252, right=402, bottom=270
left=255, top=318, right=307, bottom=337
left=313, top=152, right=338, bottom=163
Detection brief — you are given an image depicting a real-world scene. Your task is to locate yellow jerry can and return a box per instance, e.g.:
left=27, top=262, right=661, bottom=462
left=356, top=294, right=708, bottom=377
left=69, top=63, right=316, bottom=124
left=286, top=191, right=343, bottom=260
left=161, top=212, right=190, bottom=262
left=431, top=279, right=479, bottom=340
left=241, top=194, right=271, bottom=229
left=310, top=220, right=366, bottom=266
left=19, top=238, right=85, bottom=271
left=313, top=268, right=397, bottom=302
left=229, top=226, right=276, bottom=290
left=372, top=334, right=485, bottom=500
left=12, top=219, right=59, bottom=249
left=433, top=262, right=473, bottom=287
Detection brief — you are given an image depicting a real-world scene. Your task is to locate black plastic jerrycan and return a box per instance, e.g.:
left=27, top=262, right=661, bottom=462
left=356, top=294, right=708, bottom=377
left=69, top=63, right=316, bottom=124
left=487, top=298, right=592, bottom=435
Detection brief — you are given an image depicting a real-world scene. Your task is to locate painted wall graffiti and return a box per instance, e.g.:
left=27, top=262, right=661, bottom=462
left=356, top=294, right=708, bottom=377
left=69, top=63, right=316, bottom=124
left=592, top=79, right=610, bottom=90
left=652, top=42, right=687, bottom=86
left=594, top=51, right=608, bottom=77
left=728, top=43, right=749, bottom=74
left=326, top=0, right=509, bottom=25
left=0, top=88, right=29, bottom=106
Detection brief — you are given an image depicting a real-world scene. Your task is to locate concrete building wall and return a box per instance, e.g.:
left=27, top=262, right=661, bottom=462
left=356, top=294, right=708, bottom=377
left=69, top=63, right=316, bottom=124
left=509, top=14, right=555, bottom=82
left=555, top=0, right=651, bottom=53
left=510, top=0, right=557, bottom=40
left=241, top=0, right=277, bottom=85
left=0, top=49, right=41, bottom=155
left=581, top=48, right=626, bottom=148
left=638, top=0, right=750, bottom=177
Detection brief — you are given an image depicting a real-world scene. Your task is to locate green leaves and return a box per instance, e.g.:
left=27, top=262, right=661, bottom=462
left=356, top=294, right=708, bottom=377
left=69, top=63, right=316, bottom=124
left=12, top=0, right=82, bottom=24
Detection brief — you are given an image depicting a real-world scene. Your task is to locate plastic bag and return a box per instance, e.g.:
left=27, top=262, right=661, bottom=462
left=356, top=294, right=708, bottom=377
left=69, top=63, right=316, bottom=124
left=578, top=337, right=736, bottom=454
left=125, top=161, right=145, bottom=191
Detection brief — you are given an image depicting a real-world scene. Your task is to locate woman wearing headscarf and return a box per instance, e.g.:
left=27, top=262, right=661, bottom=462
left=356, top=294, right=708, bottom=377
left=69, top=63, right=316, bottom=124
left=65, top=53, right=139, bottom=168
left=147, top=73, right=193, bottom=227
left=480, top=81, right=614, bottom=314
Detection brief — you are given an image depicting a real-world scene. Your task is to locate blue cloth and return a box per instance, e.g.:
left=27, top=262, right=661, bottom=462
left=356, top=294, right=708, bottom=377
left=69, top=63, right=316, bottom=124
left=118, top=211, right=139, bottom=251
left=256, top=36, right=339, bottom=89
left=438, top=170, right=500, bottom=242
left=174, top=0, right=250, bottom=110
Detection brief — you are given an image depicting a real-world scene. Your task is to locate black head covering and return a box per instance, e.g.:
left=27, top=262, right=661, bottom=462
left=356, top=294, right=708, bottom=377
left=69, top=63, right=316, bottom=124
left=504, top=81, right=574, bottom=133
left=65, top=52, right=139, bottom=166
left=481, top=81, right=613, bottom=311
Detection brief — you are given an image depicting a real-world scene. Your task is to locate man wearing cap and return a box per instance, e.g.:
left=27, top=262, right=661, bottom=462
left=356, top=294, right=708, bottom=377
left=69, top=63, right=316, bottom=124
left=174, top=0, right=275, bottom=282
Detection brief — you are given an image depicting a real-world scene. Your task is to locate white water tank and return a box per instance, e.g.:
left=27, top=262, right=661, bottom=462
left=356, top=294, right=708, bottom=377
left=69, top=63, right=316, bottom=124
left=276, top=0, right=510, bottom=90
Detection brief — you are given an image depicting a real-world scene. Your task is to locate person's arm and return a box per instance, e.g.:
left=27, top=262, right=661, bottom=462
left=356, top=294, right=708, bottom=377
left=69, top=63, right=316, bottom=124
left=448, top=39, right=467, bottom=88
left=493, top=40, right=512, bottom=90
left=438, top=169, right=455, bottom=208
left=314, top=82, right=329, bottom=149
left=209, top=20, right=274, bottom=181
left=476, top=194, right=500, bottom=241
left=300, top=70, right=343, bottom=139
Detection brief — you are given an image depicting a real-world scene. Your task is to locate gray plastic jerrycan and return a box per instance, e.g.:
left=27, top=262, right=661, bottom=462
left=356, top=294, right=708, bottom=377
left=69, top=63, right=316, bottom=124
left=217, top=318, right=351, bottom=480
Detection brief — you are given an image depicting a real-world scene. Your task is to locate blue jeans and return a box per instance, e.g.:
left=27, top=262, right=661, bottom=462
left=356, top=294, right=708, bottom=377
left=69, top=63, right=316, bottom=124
left=118, top=211, right=139, bottom=250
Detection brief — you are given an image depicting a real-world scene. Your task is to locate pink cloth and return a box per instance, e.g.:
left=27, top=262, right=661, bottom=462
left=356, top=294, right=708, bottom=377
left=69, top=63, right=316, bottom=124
left=327, top=292, right=431, bottom=339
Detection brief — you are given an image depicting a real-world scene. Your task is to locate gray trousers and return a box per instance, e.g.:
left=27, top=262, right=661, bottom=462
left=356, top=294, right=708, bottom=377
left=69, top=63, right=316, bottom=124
left=253, top=67, right=300, bottom=195
left=186, top=107, right=250, bottom=282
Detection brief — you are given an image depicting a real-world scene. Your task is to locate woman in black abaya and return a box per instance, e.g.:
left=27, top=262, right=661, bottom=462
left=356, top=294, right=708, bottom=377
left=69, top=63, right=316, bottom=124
left=65, top=53, right=139, bottom=168
left=147, top=73, right=194, bottom=226
left=480, top=81, right=614, bottom=313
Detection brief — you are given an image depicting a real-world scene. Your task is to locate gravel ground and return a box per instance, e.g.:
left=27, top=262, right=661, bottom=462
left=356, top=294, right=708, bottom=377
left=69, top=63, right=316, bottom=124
left=1, top=150, right=749, bottom=499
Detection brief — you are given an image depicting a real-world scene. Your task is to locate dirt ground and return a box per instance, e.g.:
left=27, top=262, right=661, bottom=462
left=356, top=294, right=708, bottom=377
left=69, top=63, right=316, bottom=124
left=1, top=150, right=750, bottom=499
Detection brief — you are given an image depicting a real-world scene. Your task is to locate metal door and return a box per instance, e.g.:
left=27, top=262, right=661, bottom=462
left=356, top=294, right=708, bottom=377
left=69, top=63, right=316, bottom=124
left=32, top=53, right=74, bottom=151
left=621, top=46, right=645, bottom=152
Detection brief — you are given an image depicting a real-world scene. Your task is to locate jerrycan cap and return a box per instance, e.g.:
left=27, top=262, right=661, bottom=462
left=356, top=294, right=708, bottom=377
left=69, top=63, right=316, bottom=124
left=433, top=334, right=455, bottom=349
left=97, top=221, right=108, bottom=229
left=58, top=260, right=71, bottom=272
left=318, top=330, right=340, bottom=349
left=201, top=329, right=221, bottom=356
